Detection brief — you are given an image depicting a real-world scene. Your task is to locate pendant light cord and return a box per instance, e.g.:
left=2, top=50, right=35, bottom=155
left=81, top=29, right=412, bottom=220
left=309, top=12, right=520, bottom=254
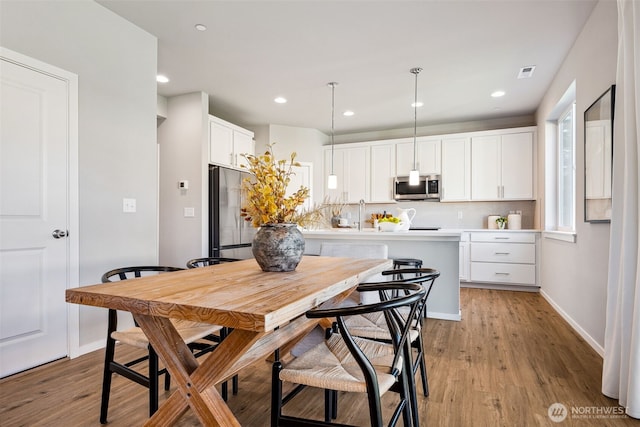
left=331, top=82, right=335, bottom=175
left=411, top=68, right=422, bottom=171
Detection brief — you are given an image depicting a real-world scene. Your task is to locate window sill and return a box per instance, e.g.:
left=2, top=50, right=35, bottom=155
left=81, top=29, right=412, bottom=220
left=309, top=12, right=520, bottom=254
left=543, top=230, right=576, bottom=243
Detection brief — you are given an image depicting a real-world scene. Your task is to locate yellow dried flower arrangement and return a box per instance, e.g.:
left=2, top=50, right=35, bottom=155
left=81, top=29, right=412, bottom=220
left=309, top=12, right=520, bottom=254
left=241, top=144, right=320, bottom=227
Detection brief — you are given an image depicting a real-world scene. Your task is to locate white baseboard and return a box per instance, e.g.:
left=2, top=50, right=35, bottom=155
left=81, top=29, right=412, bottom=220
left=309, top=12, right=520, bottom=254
left=427, top=310, right=462, bottom=321
left=73, top=339, right=105, bottom=358
left=540, top=289, right=604, bottom=357
left=462, top=282, right=540, bottom=292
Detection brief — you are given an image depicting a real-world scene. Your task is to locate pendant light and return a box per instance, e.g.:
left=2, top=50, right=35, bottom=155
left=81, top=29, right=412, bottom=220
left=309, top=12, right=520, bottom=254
left=327, top=82, right=338, bottom=189
left=409, top=67, right=422, bottom=186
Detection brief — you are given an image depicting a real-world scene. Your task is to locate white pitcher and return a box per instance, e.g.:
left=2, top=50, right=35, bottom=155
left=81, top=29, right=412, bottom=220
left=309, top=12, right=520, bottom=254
left=396, top=207, right=416, bottom=231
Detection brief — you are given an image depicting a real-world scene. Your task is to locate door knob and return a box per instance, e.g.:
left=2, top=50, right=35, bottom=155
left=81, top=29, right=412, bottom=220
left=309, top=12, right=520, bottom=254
left=52, top=229, right=68, bottom=239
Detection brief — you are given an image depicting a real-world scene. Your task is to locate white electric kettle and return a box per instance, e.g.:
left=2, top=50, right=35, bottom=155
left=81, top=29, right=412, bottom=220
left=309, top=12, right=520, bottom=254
left=396, top=207, right=416, bottom=231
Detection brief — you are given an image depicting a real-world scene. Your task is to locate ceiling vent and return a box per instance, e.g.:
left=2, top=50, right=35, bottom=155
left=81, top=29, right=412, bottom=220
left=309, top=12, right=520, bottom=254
left=518, top=65, right=536, bottom=79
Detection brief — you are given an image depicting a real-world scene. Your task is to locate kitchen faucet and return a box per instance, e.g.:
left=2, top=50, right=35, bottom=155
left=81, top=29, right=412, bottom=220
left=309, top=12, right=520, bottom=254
left=358, top=199, right=365, bottom=231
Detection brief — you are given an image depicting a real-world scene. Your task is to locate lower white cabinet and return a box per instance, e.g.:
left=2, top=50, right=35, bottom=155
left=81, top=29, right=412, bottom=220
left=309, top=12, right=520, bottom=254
left=469, top=231, right=537, bottom=286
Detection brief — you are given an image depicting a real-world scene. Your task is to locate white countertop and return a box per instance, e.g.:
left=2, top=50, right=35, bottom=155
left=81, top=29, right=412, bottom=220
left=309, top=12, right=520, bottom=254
left=302, top=228, right=463, bottom=241
left=462, top=228, right=541, bottom=233
left=303, top=227, right=540, bottom=234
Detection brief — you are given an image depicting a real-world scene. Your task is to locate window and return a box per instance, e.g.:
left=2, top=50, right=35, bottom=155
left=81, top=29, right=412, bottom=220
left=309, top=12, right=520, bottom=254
left=557, top=103, right=576, bottom=231
left=543, top=81, right=576, bottom=241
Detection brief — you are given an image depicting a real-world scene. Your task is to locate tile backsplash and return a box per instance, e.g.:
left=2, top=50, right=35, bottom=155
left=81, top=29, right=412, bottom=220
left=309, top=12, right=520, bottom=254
left=339, top=200, right=536, bottom=230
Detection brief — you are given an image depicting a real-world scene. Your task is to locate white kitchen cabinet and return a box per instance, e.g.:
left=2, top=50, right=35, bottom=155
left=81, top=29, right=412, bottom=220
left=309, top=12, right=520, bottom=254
left=470, top=232, right=537, bottom=286
left=370, top=143, right=396, bottom=203
left=209, top=115, right=254, bottom=168
left=396, top=138, right=441, bottom=176
left=324, top=146, right=369, bottom=203
left=441, top=137, right=471, bottom=201
left=471, top=131, right=533, bottom=200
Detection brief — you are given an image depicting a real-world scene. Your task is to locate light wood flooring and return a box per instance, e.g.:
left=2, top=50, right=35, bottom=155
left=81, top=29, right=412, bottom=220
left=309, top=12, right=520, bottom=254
left=1, top=288, right=638, bottom=426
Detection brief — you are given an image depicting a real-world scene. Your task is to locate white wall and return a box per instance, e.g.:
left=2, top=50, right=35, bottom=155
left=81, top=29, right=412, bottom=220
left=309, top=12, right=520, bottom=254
left=536, top=0, right=617, bottom=353
left=157, top=92, right=210, bottom=267
left=255, top=124, right=328, bottom=205
left=0, top=0, right=159, bottom=351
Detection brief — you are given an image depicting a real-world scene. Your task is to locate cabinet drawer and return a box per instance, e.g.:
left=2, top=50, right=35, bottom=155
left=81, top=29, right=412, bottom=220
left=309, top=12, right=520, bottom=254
left=471, top=243, right=535, bottom=264
left=471, top=262, right=536, bottom=285
left=470, top=232, right=535, bottom=243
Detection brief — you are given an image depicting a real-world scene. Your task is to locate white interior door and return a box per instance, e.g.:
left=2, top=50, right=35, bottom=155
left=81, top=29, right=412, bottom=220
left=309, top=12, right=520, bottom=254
left=287, top=162, right=312, bottom=211
left=0, top=50, right=74, bottom=377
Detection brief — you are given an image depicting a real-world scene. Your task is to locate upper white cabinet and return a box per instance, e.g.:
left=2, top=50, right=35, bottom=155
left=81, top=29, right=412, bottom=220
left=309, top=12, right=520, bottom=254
left=318, top=126, right=534, bottom=205
left=396, top=138, right=441, bottom=176
left=370, top=143, right=396, bottom=203
left=471, top=131, right=533, bottom=200
left=209, top=115, right=254, bottom=168
left=441, top=137, right=471, bottom=201
left=324, top=145, right=369, bottom=203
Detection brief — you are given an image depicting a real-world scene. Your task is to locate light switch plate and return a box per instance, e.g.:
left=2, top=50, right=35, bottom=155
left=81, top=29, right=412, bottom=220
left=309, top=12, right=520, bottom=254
left=123, top=198, right=136, bottom=213
left=184, top=207, right=195, bottom=217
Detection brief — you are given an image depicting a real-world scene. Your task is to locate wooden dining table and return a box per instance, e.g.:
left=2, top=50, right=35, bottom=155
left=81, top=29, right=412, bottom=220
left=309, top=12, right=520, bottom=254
left=66, top=255, right=392, bottom=426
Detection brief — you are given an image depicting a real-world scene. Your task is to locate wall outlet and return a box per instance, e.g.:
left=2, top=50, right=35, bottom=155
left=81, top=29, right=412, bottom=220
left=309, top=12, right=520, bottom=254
left=457, top=210, right=463, bottom=220
left=123, top=198, right=136, bottom=213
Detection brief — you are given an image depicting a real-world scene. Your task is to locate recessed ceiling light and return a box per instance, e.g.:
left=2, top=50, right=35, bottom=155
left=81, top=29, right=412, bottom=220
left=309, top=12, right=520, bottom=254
left=274, top=97, right=287, bottom=104
left=156, top=75, right=169, bottom=83
left=343, top=110, right=354, bottom=117
left=411, top=102, right=424, bottom=108
left=491, top=90, right=505, bottom=98
left=195, top=24, right=207, bottom=31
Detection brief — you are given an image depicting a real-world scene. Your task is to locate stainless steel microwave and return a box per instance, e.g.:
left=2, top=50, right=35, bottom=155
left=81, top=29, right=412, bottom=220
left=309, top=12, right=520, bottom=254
left=393, top=174, right=441, bottom=201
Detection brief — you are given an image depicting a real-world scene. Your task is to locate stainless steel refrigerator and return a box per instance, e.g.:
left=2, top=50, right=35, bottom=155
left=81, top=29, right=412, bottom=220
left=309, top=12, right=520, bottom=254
left=209, top=165, right=256, bottom=259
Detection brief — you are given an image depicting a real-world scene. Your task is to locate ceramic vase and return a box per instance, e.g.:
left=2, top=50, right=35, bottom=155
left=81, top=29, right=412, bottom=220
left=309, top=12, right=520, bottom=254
left=252, top=223, right=305, bottom=272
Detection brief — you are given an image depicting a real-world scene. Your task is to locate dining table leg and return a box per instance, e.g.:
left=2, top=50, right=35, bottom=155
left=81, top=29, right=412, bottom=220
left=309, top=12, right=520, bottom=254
left=132, top=288, right=357, bottom=426
left=134, top=314, right=264, bottom=427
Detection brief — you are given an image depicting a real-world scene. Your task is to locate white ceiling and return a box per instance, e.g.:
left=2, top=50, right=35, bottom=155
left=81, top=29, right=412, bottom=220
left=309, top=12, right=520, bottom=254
left=97, top=0, right=597, bottom=135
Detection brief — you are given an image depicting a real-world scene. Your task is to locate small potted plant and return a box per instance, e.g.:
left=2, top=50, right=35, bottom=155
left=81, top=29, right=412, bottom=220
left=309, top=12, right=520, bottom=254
left=495, top=216, right=508, bottom=230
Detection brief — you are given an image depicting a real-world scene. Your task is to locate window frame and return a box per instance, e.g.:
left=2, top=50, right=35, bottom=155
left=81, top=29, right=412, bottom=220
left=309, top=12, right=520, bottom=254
left=556, top=102, right=576, bottom=232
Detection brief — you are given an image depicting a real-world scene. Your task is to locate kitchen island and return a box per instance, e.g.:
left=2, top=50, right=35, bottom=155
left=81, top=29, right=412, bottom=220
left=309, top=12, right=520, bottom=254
left=302, top=228, right=462, bottom=321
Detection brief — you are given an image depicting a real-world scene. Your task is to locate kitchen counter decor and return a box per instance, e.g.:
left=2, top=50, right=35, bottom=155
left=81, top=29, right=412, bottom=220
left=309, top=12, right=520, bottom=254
left=241, top=144, right=320, bottom=272
left=495, top=216, right=508, bottom=229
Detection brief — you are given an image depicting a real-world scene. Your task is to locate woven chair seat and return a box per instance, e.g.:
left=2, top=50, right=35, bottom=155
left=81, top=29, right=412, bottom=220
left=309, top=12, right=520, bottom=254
left=111, top=320, right=222, bottom=350
left=344, top=307, right=421, bottom=341
left=279, top=333, right=401, bottom=395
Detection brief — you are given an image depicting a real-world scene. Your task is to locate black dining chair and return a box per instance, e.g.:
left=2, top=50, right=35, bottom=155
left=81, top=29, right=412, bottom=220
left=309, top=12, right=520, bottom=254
left=271, top=281, right=426, bottom=427
left=99, top=266, right=223, bottom=424
left=185, top=256, right=241, bottom=268
left=322, top=267, right=440, bottom=426
left=355, top=268, right=440, bottom=397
